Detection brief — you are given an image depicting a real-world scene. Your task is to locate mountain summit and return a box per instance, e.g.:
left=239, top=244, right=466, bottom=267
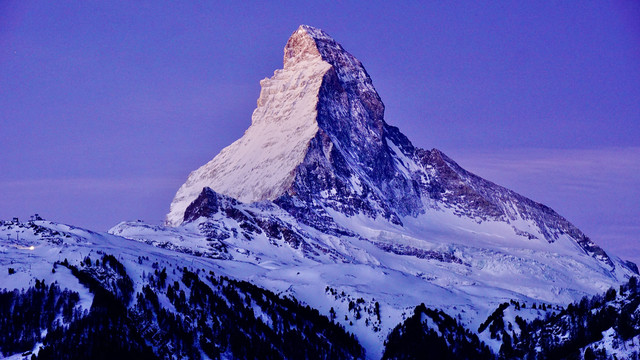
left=167, top=25, right=391, bottom=226
left=144, top=28, right=637, bottom=350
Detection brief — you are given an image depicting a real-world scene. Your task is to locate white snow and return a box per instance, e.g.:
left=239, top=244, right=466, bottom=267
left=0, top=207, right=633, bottom=360
left=585, top=328, right=640, bottom=359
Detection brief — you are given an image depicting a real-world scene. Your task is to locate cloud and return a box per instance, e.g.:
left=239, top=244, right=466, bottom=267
left=0, top=176, right=183, bottom=231
left=449, top=147, right=640, bottom=198
left=449, top=146, right=640, bottom=264
left=0, top=176, right=182, bottom=193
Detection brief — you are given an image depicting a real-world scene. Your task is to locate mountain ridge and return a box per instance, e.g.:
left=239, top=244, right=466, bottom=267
left=2, top=216, right=638, bottom=359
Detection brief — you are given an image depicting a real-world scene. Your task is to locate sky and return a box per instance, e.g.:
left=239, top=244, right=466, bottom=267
left=1, top=2, right=639, bottom=263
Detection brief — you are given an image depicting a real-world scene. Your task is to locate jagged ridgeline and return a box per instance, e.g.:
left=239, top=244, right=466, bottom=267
left=116, top=24, right=636, bottom=359
left=167, top=25, right=621, bottom=276
left=156, top=24, right=636, bottom=312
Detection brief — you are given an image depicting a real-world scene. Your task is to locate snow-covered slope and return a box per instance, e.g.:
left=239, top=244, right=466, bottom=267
left=115, top=188, right=634, bottom=357
left=0, top=212, right=634, bottom=359
left=0, top=218, right=364, bottom=359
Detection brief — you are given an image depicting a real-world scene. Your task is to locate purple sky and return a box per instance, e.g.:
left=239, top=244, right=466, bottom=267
left=1, top=2, right=639, bottom=264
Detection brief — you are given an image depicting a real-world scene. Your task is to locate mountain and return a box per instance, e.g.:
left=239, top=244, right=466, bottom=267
left=167, top=25, right=620, bottom=272
left=2, top=218, right=638, bottom=359
left=130, top=24, right=636, bottom=356
left=161, top=25, right=634, bottom=293
left=1, top=25, right=637, bottom=359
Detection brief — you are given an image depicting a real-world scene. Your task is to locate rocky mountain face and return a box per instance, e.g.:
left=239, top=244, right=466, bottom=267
left=168, top=25, right=619, bottom=272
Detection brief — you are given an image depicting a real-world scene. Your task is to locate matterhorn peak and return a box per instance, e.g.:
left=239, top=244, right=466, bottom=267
left=167, top=25, right=412, bottom=227
left=167, top=25, right=366, bottom=226
left=166, top=26, right=621, bottom=279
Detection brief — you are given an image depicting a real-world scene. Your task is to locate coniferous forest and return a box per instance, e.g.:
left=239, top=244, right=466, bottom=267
left=0, top=253, right=363, bottom=360
left=383, top=277, right=640, bottom=360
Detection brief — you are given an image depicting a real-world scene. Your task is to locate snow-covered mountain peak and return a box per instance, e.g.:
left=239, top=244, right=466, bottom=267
left=167, top=25, right=388, bottom=226
left=166, top=26, right=631, bottom=287
left=284, top=25, right=384, bottom=128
